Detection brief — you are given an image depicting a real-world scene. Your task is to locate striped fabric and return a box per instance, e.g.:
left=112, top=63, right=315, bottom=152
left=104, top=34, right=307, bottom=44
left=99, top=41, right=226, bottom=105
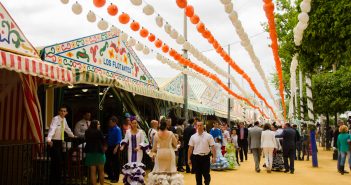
left=0, top=50, right=74, bottom=85
left=74, top=70, right=115, bottom=86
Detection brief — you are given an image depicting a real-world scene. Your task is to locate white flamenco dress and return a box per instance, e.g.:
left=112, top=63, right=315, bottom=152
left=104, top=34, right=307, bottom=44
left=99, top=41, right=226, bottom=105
left=121, top=129, right=149, bottom=185
left=210, top=142, right=229, bottom=170
left=147, top=131, right=183, bottom=185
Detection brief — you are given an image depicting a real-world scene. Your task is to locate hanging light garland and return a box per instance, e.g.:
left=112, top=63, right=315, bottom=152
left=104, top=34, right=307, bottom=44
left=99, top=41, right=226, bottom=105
left=174, top=0, right=277, bottom=119
left=218, top=0, right=280, bottom=119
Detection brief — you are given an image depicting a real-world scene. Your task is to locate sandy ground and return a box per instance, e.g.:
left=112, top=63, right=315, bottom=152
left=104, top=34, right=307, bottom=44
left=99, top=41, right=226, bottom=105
left=106, top=147, right=351, bottom=185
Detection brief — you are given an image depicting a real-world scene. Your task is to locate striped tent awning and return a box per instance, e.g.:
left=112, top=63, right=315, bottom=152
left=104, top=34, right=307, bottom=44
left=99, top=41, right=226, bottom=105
left=74, top=70, right=119, bottom=86
left=0, top=50, right=74, bottom=85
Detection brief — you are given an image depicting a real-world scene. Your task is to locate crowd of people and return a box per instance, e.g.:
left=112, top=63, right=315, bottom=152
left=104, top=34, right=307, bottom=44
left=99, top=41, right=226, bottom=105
left=46, top=105, right=351, bottom=185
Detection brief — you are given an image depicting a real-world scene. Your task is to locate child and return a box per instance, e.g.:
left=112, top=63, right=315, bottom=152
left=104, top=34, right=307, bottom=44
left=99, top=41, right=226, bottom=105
left=225, top=138, right=239, bottom=169
left=230, top=129, right=240, bottom=166
left=210, top=138, right=229, bottom=170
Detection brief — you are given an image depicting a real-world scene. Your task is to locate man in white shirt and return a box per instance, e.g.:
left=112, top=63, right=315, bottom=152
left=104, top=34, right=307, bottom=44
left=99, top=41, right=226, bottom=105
left=188, top=122, right=216, bottom=185
left=148, top=120, right=158, bottom=147
left=47, top=105, right=75, bottom=185
left=74, top=112, right=91, bottom=138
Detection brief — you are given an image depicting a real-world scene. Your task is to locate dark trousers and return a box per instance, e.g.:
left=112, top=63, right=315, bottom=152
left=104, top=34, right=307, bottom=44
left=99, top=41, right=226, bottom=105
left=238, top=139, right=248, bottom=161
left=235, top=149, right=240, bottom=165
left=193, top=154, right=211, bottom=185
left=49, top=140, right=63, bottom=185
left=106, top=146, right=120, bottom=181
left=177, top=147, right=184, bottom=169
left=283, top=147, right=295, bottom=172
left=296, top=141, right=302, bottom=160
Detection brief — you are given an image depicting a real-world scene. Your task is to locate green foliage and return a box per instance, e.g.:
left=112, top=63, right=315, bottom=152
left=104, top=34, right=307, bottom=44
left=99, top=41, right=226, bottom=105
left=312, top=66, right=351, bottom=115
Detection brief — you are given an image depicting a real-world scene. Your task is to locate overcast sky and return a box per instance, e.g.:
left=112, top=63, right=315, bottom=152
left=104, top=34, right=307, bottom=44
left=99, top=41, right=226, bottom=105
left=2, top=0, right=282, bottom=117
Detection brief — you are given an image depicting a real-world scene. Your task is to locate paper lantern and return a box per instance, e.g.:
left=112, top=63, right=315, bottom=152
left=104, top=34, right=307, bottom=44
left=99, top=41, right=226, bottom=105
left=264, top=2, right=274, bottom=12
left=97, top=19, right=108, bottom=30
left=156, top=53, right=162, bottom=61
left=143, top=4, right=154, bottom=15
left=110, top=26, right=120, bottom=35
left=140, top=28, right=149, bottom=38
left=155, top=15, right=163, bottom=27
left=93, top=0, right=106, bottom=8
left=107, top=4, right=118, bottom=16
left=164, top=23, right=172, bottom=34
left=87, top=11, right=97, bottom=22
left=190, top=15, right=200, bottom=24
left=120, top=32, right=128, bottom=42
left=61, top=0, right=69, bottom=5
left=135, top=42, right=144, bottom=51
left=143, top=46, right=150, bottom=55
left=298, top=12, right=309, bottom=23
left=203, top=30, right=211, bottom=38
left=119, top=13, right=130, bottom=24
left=176, top=0, right=187, bottom=9
left=229, top=11, right=238, bottom=20
left=72, top=2, right=82, bottom=15
left=127, top=37, right=136, bottom=47
left=154, top=39, right=162, bottom=48
left=220, top=0, right=231, bottom=5
left=300, top=1, right=311, bottom=13
left=183, top=42, right=190, bottom=50
left=297, top=22, right=308, bottom=31
left=185, top=5, right=194, bottom=17
left=130, top=0, right=142, bottom=6
left=162, top=44, right=169, bottom=53
left=170, top=29, right=178, bottom=39
left=196, top=22, right=205, bottom=33
left=176, top=35, right=185, bottom=44
left=208, top=36, right=214, bottom=43
left=169, top=49, right=176, bottom=57
left=148, top=34, right=156, bottom=42
left=225, top=3, right=233, bottom=14
left=130, top=21, right=140, bottom=31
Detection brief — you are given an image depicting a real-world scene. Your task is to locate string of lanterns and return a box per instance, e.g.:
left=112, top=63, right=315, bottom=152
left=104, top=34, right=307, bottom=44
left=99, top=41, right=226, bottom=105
left=262, top=0, right=286, bottom=120
left=174, top=0, right=276, bottom=119
left=67, top=0, right=270, bottom=118
left=218, top=0, right=279, bottom=117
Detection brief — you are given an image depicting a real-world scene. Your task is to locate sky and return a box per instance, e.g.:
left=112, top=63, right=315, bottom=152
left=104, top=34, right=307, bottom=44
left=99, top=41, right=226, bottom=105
left=1, top=0, right=283, bottom=119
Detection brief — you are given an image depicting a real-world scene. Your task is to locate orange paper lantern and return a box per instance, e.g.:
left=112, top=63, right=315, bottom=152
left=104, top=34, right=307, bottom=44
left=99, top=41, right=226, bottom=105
left=203, top=30, right=211, bottom=38
left=162, top=44, right=169, bottom=53
left=185, top=5, right=194, bottom=17
left=155, top=39, right=163, bottom=48
left=169, top=49, right=176, bottom=57
left=190, top=15, right=200, bottom=24
left=119, top=13, right=130, bottom=24
left=208, top=36, right=214, bottom=44
left=107, top=4, right=118, bottom=16
left=93, top=0, right=106, bottom=8
left=196, top=22, right=205, bottom=33
left=130, top=21, right=140, bottom=31
left=176, top=0, right=187, bottom=9
left=148, top=34, right=156, bottom=42
left=140, top=28, right=149, bottom=38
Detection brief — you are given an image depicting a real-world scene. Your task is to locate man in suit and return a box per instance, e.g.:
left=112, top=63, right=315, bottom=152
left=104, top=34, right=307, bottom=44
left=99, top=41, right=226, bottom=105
left=184, top=117, right=197, bottom=173
left=248, top=121, right=263, bottom=172
left=276, top=123, right=297, bottom=174
left=237, top=122, right=249, bottom=162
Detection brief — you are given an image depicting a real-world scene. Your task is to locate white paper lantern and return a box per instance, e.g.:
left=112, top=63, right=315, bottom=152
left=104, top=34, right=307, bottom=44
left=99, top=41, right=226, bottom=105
left=300, top=1, right=311, bottom=13
left=220, top=0, right=231, bottom=5
left=297, top=22, right=308, bottom=31
left=87, top=11, right=96, bottom=23
left=176, top=35, right=185, bottom=44
left=183, top=41, right=191, bottom=50
left=127, top=37, right=136, bottom=47
left=110, top=26, right=120, bottom=35
left=225, top=3, right=233, bottom=14
left=156, top=15, right=163, bottom=27
left=143, top=4, right=154, bottom=15
left=130, top=0, right=142, bottom=6
left=120, top=32, right=128, bottom=42
left=229, top=11, right=238, bottom=21
left=97, top=19, right=108, bottom=30
left=298, top=12, right=309, bottom=24
left=164, top=23, right=172, bottom=34
left=170, top=29, right=178, bottom=39
left=143, top=47, right=150, bottom=55
left=61, top=0, right=69, bottom=4
left=72, top=2, right=82, bottom=15
left=156, top=53, right=162, bottom=61
left=135, top=42, right=144, bottom=51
